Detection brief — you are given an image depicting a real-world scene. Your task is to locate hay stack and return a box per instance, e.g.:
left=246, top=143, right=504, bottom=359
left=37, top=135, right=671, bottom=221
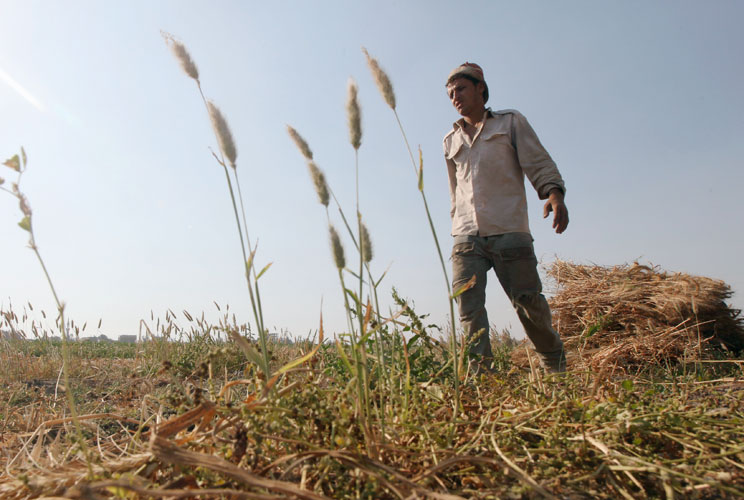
left=514, top=260, right=744, bottom=372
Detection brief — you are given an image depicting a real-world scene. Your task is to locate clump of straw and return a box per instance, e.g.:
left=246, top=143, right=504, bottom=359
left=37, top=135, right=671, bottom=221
left=286, top=125, right=313, bottom=160
left=306, top=161, right=330, bottom=207
left=346, top=79, right=362, bottom=150
left=161, top=31, right=199, bottom=81
left=362, top=47, right=396, bottom=110
left=512, top=260, right=744, bottom=373
left=328, top=225, right=345, bottom=270
left=206, top=101, right=237, bottom=168
left=360, top=220, right=373, bottom=263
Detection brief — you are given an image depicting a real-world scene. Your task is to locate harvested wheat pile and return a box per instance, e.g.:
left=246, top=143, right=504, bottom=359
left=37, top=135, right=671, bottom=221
left=514, top=260, right=744, bottom=373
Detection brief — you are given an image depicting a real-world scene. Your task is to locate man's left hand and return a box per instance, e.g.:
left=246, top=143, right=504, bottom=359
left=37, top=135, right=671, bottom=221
left=543, top=189, right=569, bottom=234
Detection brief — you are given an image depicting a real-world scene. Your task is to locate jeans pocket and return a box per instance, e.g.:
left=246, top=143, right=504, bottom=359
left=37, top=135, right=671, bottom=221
left=500, top=246, right=535, bottom=261
left=452, top=241, right=475, bottom=257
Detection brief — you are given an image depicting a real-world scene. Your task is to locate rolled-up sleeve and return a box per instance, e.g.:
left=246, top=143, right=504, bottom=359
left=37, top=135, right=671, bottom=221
left=511, top=112, right=565, bottom=200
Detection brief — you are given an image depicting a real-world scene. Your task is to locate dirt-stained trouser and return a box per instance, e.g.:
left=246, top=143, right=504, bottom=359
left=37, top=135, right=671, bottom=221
left=452, top=232, right=565, bottom=372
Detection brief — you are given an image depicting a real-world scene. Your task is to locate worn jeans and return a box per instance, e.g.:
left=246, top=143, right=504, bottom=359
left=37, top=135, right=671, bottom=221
left=451, top=232, right=565, bottom=372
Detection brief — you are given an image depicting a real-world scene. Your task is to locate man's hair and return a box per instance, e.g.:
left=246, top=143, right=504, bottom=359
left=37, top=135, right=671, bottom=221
left=446, top=73, right=488, bottom=103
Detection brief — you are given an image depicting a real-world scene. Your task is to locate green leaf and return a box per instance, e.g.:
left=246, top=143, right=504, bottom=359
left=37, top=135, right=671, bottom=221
left=345, top=288, right=360, bottom=306
left=18, top=216, right=31, bottom=232
left=227, top=329, right=267, bottom=372
left=244, top=248, right=257, bottom=277
left=256, top=261, right=273, bottom=280
left=334, top=340, right=354, bottom=374
left=583, top=323, right=602, bottom=338
left=417, top=147, right=424, bottom=191
left=20, top=147, right=27, bottom=168
left=345, top=269, right=362, bottom=280
left=621, top=379, right=634, bottom=392
left=451, top=274, right=476, bottom=299
left=3, top=154, right=20, bottom=172
left=374, top=268, right=389, bottom=288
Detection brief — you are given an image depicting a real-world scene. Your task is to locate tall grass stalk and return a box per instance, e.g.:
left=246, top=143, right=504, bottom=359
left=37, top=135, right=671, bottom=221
left=288, top=124, right=385, bottom=449
left=362, top=48, right=461, bottom=417
left=1, top=150, right=92, bottom=473
left=163, top=33, right=271, bottom=380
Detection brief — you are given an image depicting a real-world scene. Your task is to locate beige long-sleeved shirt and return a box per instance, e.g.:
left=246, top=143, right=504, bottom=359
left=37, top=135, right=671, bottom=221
left=443, top=108, right=565, bottom=237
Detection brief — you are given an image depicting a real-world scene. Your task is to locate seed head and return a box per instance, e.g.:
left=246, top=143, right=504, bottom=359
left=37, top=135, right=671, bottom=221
left=346, top=79, right=362, bottom=150
left=161, top=31, right=200, bottom=81
left=307, top=161, right=330, bottom=207
left=362, top=47, right=396, bottom=110
left=360, top=220, right=373, bottom=263
left=286, top=125, right=313, bottom=160
left=207, top=101, right=237, bottom=168
left=328, top=225, right=345, bottom=270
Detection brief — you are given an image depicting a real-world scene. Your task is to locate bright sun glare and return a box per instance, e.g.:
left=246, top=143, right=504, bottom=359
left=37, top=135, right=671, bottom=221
left=0, top=66, right=45, bottom=112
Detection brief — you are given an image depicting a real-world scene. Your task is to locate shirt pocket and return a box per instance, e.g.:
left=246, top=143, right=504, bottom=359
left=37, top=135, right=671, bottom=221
left=445, top=134, right=466, bottom=160
left=481, top=132, right=513, bottom=151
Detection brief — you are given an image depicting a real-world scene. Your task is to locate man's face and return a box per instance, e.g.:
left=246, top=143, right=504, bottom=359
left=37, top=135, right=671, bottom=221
left=447, top=77, right=485, bottom=117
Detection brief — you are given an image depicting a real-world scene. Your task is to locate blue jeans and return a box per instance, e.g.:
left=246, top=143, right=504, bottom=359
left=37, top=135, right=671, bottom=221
left=451, top=232, right=565, bottom=372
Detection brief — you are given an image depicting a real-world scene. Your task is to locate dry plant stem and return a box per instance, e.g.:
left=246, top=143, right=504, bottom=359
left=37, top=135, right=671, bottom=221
left=2, top=155, right=92, bottom=474
left=30, top=246, right=92, bottom=471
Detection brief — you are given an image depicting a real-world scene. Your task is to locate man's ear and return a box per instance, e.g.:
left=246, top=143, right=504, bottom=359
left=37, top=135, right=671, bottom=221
left=476, top=81, right=486, bottom=101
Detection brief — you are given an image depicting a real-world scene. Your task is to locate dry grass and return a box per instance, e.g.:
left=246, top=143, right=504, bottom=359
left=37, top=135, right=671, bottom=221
left=1, top=301, right=743, bottom=499
left=513, top=260, right=744, bottom=375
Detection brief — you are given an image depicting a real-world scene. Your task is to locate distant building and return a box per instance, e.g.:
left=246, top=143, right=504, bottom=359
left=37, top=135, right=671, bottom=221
left=118, top=335, right=137, bottom=343
left=86, top=334, right=112, bottom=343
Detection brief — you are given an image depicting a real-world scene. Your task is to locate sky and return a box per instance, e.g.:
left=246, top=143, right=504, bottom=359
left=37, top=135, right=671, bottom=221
left=1, top=1, right=743, bottom=341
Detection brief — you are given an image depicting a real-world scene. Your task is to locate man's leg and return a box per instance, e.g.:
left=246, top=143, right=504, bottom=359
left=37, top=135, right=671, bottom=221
left=451, top=236, right=492, bottom=367
left=489, top=233, right=565, bottom=373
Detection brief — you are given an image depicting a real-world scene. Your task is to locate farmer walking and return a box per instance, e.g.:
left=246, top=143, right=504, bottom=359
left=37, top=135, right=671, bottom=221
left=443, top=62, right=568, bottom=373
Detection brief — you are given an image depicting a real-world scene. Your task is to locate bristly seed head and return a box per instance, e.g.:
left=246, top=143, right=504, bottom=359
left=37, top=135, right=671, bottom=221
left=161, top=31, right=200, bottom=81
left=307, top=161, right=330, bottom=207
left=346, top=79, right=362, bottom=150
left=362, top=47, right=396, bottom=110
left=286, top=125, right=313, bottom=160
left=207, top=101, right=237, bottom=168
left=360, top=220, right=373, bottom=263
left=328, top=225, right=345, bottom=270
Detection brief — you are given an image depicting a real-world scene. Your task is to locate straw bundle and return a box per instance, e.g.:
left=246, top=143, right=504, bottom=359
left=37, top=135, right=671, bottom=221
left=515, top=260, right=744, bottom=372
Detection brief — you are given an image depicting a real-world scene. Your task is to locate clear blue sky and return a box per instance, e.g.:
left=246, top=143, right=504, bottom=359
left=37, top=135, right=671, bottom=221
left=2, top=1, right=743, bottom=340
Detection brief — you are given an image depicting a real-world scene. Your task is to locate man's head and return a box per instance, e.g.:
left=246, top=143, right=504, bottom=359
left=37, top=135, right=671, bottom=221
left=446, top=62, right=489, bottom=103
left=446, top=62, right=488, bottom=119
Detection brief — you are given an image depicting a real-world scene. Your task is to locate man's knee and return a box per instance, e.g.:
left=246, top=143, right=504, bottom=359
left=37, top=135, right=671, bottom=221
left=511, top=289, right=541, bottom=310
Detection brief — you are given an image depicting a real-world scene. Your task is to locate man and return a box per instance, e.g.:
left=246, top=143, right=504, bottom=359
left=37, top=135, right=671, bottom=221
left=443, top=62, right=568, bottom=373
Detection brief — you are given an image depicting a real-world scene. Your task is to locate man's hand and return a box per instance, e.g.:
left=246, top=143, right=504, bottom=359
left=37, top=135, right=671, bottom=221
left=543, top=188, right=569, bottom=234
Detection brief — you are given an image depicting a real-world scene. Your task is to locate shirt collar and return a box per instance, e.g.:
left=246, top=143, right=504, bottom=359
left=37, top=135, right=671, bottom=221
left=452, top=107, right=493, bottom=131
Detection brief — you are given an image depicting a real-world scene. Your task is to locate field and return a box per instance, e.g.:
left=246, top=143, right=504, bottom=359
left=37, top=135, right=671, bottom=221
left=1, top=303, right=743, bottom=499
